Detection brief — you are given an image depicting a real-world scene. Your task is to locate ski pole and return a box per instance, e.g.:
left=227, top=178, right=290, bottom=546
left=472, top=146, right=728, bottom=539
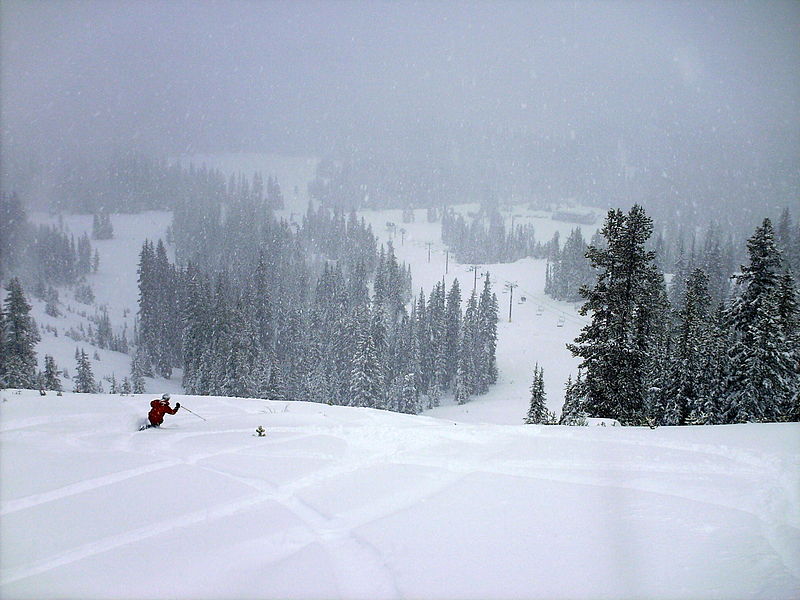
left=180, top=405, right=207, bottom=421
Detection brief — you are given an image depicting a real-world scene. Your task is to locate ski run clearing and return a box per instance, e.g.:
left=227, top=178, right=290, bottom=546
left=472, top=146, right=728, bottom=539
left=1, top=391, right=799, bottom=599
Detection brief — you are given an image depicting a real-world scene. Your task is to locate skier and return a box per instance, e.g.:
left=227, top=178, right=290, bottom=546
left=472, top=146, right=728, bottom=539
left=146, top=393, right=181, bottom=428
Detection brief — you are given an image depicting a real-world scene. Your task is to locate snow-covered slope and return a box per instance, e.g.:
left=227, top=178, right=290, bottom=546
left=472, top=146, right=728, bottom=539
left=27, top=210, right=182, bottom=395
left=358, top=205, right=598, bottom=423
left=1, top=390, right=798, bottom=599
left=26, top=199, right=596, bottom=418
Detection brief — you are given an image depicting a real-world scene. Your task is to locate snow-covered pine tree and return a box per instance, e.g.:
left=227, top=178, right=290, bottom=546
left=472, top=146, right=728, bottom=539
left=546, top=228, right=593, bottom=302
left=700, top=223, right=731, bottom=308
left=724, top=218, right=795, bottom=422
left=181, top=262, right=211, bottom=391
left=398, top=372, right=420, bottom=415
left=568, top=205, right=661, bottom=424
left=0, top=303, right=4, bottom=388
left=262, top=360, right=287, bottom=402
left=383, top=241, right=408, bottom=322
left=370, top=297, right=389, bottom=389
left=120, top=376, right=132, bottom=395
left=414, top=290, right=431, bottom=393
left=43, top=355, right=62, bottom=392
left=560, top=372, right=588, bottom=425
left=137, top=240, right=158, bottom=362
left=699, top=305, right=731, bottom=424
left=444, top=278, right=462, bottom=388
left=645, top=325, right=673, bottom=426
left=252, top=252, right=274, bottom=351
left=775, top=208, right=797, bottom=275
left=668, top=236, right=691, bottom=311
left=664, top=268, right=712, bottom=425
left=525, top=364, right=547, bottom=424
left=726, top=291, right=793, bottom=422
left=73, top=349, right=96, bottom=393
left=428, top=281, right=448, bottom=391
left=373, top=245, right=387, bottom=306
left=349, top=306, right=384, bottom=408
left=154, top=239, right=177, bottom=378
left=131, top=353, right=146, bottom=394
left=92, top=209, right=114, bottom=240
left=453, top=361, right=471, bottom=405
left=77, top=233, right=92, bottom=275
left=477, top=273, right=499, bottom=386
left=775, top=272, right=800, bottom=420
left=221, top=300, right=261, bottom=398
left=2, top=278, right=40, bottom=389
left=459, top=289, right=480, bottom=396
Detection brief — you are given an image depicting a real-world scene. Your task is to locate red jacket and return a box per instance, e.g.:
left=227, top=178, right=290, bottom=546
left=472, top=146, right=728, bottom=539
left=148, top=399, right=178, bottom=426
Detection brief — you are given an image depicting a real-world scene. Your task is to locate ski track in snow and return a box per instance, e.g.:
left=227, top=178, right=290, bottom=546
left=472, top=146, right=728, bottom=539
left=3, top=409, right=798, bottom=594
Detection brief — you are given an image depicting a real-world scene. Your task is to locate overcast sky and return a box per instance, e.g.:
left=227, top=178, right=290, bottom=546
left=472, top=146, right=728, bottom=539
left=2, top=0, right=798, bottom=161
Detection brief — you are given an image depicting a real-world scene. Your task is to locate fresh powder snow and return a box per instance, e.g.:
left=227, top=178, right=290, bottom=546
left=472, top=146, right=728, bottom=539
left=1, top=390, right=798, bottom=599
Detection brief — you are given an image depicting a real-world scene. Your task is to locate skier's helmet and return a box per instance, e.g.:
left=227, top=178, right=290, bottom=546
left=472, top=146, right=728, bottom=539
left=162, top=393, right=171, bottom=401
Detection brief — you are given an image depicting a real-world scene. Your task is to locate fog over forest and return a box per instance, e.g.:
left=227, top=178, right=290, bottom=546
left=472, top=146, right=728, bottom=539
left=2, top=0, right=798, bottom=229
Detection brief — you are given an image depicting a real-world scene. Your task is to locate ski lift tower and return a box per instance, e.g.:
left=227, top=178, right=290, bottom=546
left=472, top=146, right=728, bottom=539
left=468, top=265, right=482, bottom=292
left=504, top=281, right=518, bottom=322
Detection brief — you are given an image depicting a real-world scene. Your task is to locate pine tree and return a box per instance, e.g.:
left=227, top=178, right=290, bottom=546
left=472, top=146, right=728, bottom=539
left=700, top=223, right=731, bottom=307
left=2, top=278, right=40, bottom=389
left=699, top=305, right=731, bottom=424
left=646, top=326, right=674, bottom=426
left=131, top=353, right=146, bottom=394
left=525, top=364, right=548, bottom=424
left=477, top=273, right=499, bottom=386
left=264, top=362, right=289, bottom=402
left=444, top=278, right=462, bottom=388
left=428, top=281, right=448, bottom=391
left=453, top=360, right=471, bottom=405
left=43, top=355, right=62, bottom=392
left=724, top=219, right=795, bottom=422
left=560, top=372, right=588, bottom=425
left=414, top=291, right=431, bottom=393
left=459, top=290, right=480, bottom=397
left=726, top=291, right=792, bottom=422
left=77, top=233, right=92, bottom=274
left=568, top=205, right=661, bottom=424
left=664, top=268, right=712, bottom=425
left=349, top=307, right=384, bottom=408
left=775, top=272, right=800, bottom=420
left=120, top=376, right=132, bottom=395
left=0, top=303, right=5, bottom=388
left=73, top=349, right=96, bottom=393
left=221, top=300, right=261, bottom=398
left=397, top=372, right=420, bottom=414
left=546, top=228, right=593, bottom=301
left=181, top=263, right=211, bottom=392
left=154, top=239, right=177, bottom=378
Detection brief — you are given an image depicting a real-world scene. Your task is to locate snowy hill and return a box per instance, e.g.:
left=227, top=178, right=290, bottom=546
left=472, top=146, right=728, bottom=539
left=26, top=210, right=182, bottom=396
left=1, top=390, right=798, bottom=599
left=26, top=198, right=597, bottom=419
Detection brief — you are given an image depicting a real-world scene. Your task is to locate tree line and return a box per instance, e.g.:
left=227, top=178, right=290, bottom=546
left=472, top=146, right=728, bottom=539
left=1, top=193, right=99, bottom=288
left=440, top=206, right=549, bottom=264
left=135, top=199, right=499, bottom=413
left=546, top=205, right=799, bottom=426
